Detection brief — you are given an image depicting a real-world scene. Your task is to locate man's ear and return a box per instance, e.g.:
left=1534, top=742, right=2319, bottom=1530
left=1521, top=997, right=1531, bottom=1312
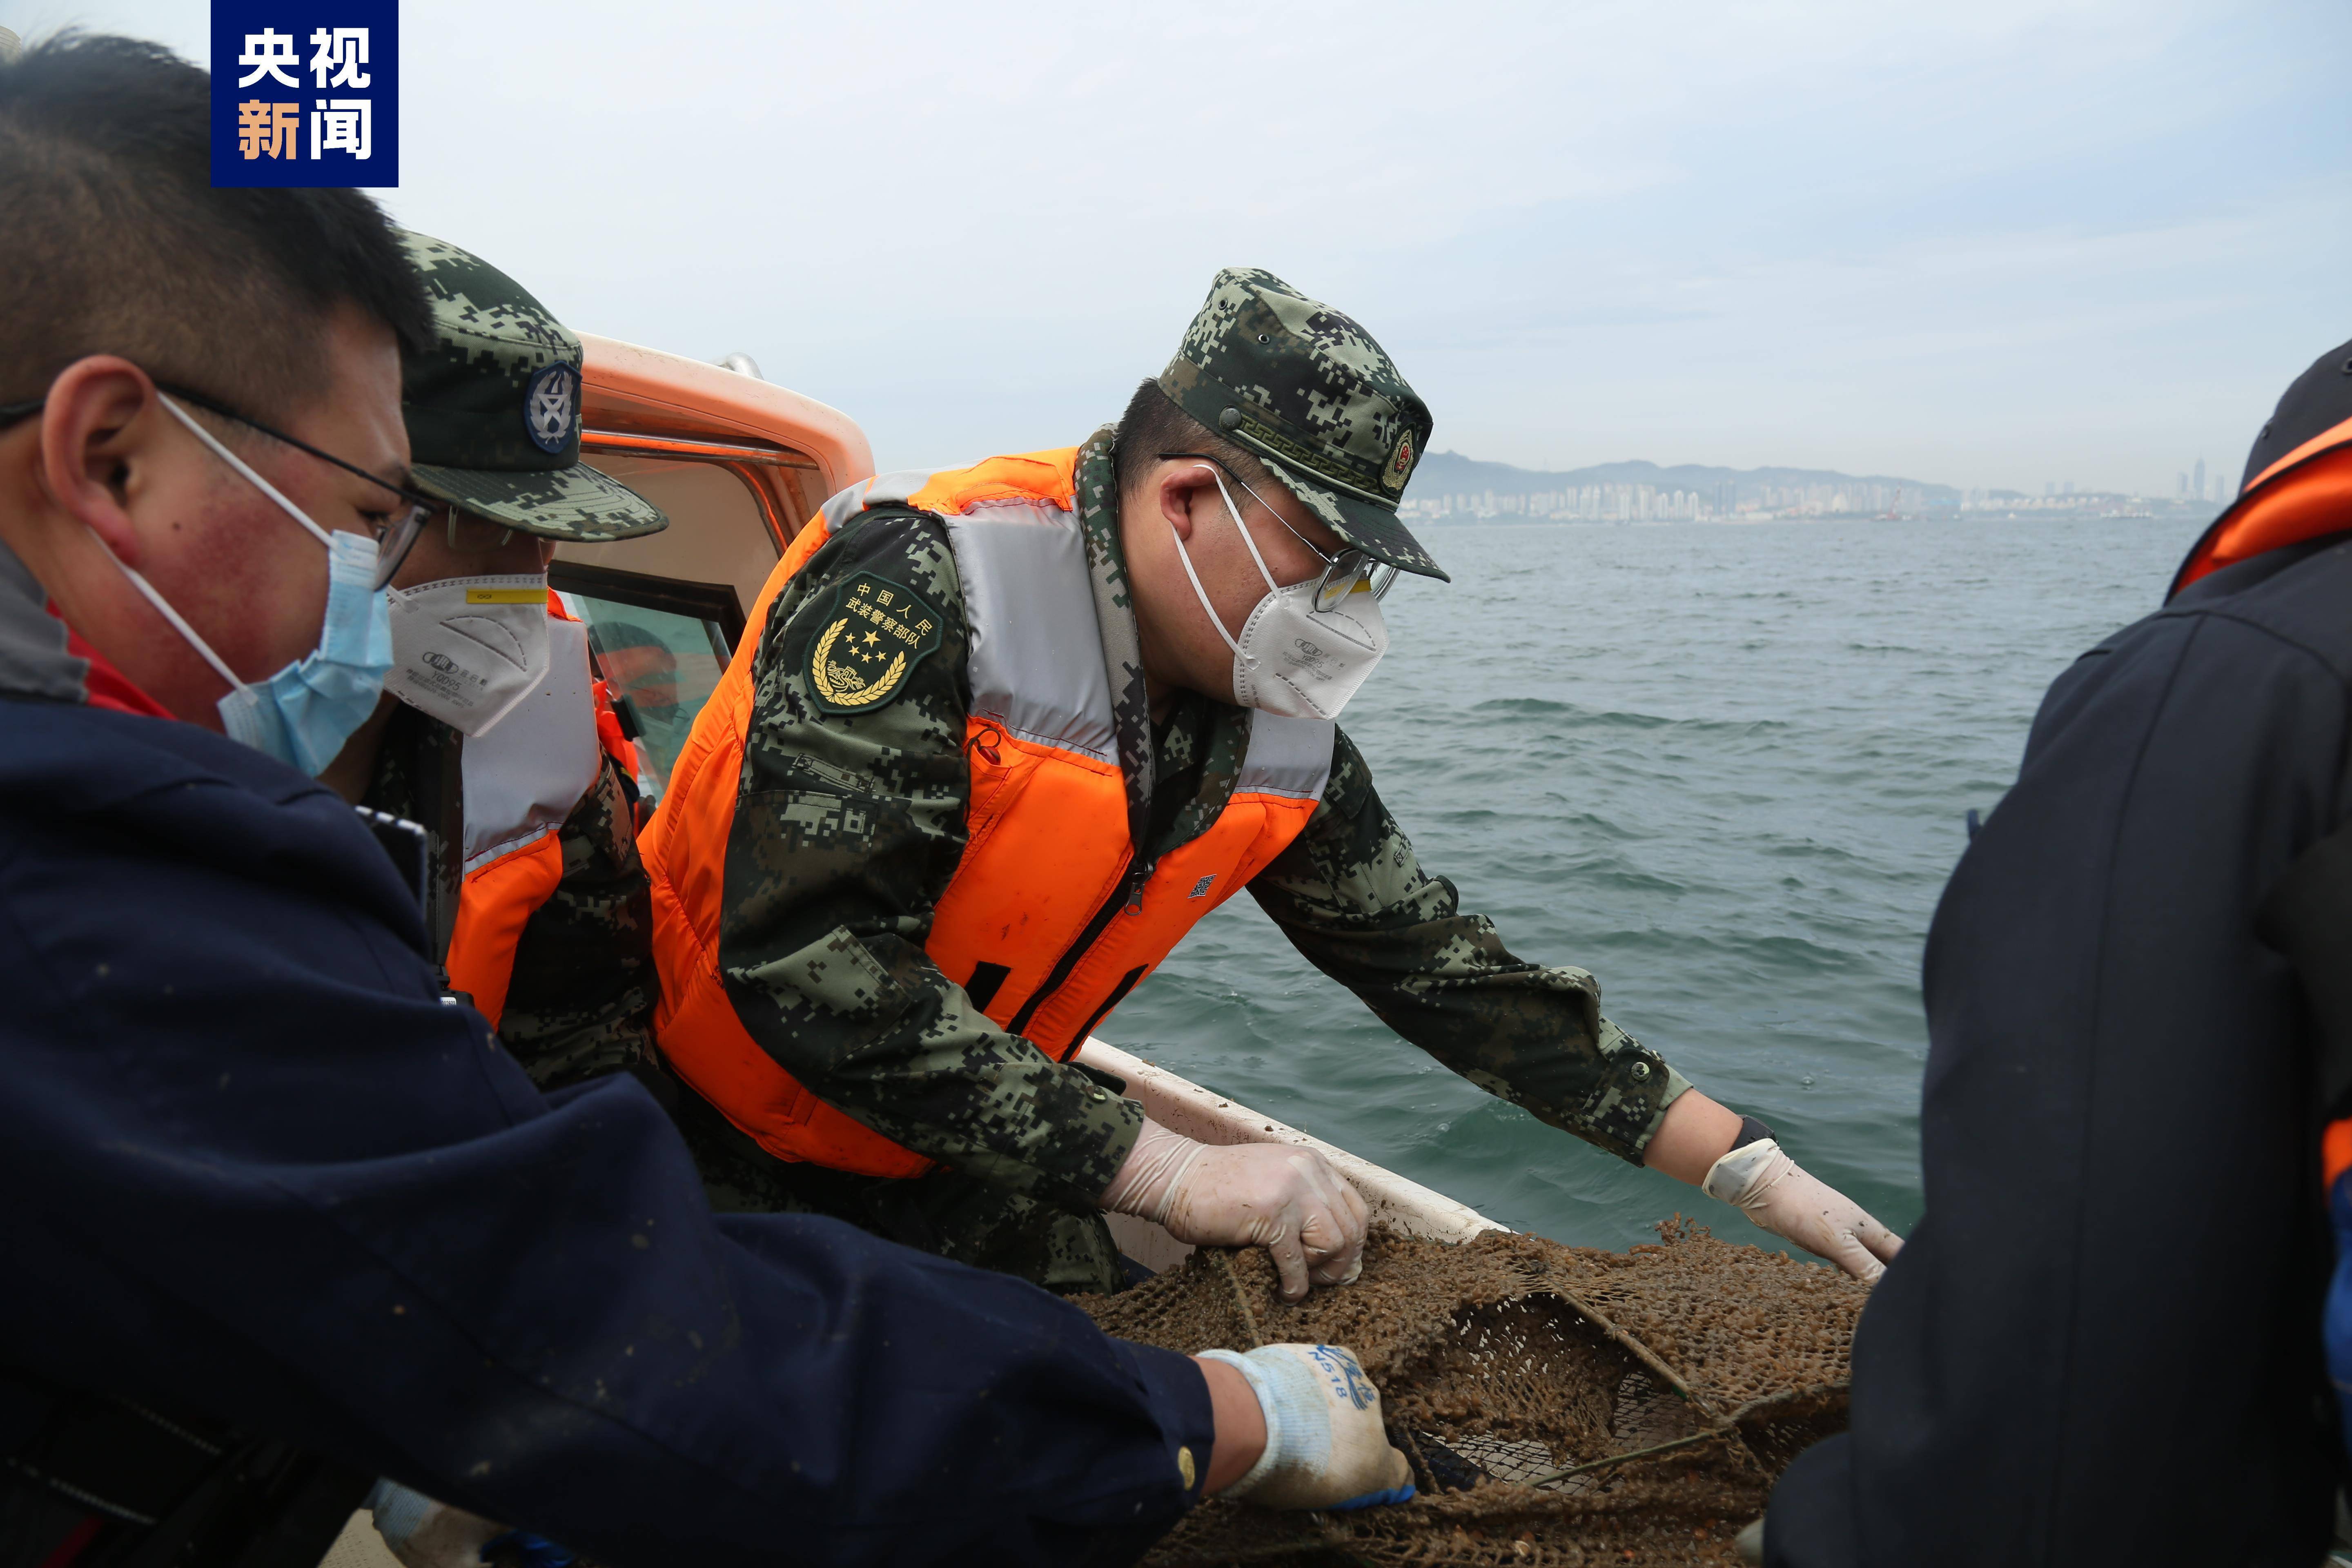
left=1156, top=461, right=1221, bottom=543
left=36, top=357, right=167, bottom=568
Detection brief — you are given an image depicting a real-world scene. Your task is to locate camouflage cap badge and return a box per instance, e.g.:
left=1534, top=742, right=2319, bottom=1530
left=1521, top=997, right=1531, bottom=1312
left=1157, top=267, right=1444, bottom=581
left=522, top=363, right=578, bottom=456
left=396, top=231, right=665, bottom=543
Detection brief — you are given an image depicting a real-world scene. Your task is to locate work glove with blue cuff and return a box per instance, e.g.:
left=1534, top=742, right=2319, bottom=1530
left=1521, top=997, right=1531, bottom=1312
left=369, top=1482, right=578, bottom=1568
left=1198, top=1344, right=1415, bottom=1510
left=366, top=1479, right=503, bottom=1568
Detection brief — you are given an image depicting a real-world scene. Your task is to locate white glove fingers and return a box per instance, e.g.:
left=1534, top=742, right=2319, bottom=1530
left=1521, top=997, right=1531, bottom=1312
left=1832, top=1244, right=1886, bottom=1285
left=1265, top=1225, right=1312, bottom=1303
left=1310, top=1160, right=1368, bottom=1253
left=1707, top=1138, right=1902, bottom=1283
left=1310, top=1203, right=1367, bottom=1286
left=1339, top=1175, right=1370, bottom=1235
left=1309, top=1243, right=1363, bottom=1287
left=1285, top=1153, right=1366, bottom=1290
left=1126, top=1140, right=1378, bottom=1296
left=1801, top=1215, right=1887, bottom=1283
left=1326, top=1445, right=1417, bottom=1510
left=1287, top=1152, right=1350, bottom=1227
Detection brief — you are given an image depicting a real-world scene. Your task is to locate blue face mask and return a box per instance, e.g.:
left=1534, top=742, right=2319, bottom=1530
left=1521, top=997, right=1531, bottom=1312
left=94, top=395, right=395, bottom=775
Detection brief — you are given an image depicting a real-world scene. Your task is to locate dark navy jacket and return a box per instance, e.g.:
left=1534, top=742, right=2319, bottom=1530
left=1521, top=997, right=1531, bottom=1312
left=1767, top=537, right=2352, bottom=1566
left=0, top=590, right=1212, bottom=1565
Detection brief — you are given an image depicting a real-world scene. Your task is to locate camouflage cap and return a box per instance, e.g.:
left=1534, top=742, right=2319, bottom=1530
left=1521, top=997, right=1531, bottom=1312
left=398, top=231, right=666, bottom=542
left=1157, top=267, right=1443, bottom=581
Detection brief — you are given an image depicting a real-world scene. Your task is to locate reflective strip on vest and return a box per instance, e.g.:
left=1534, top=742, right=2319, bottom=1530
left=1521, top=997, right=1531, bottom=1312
left=817, top=469, right=937, bottom=533
left=937, top=488, right=1332, bottom=785
left=443, top=615, right=600, bottom=1029
left=945, top=498, right=1118, bottom=764
left=1240, top=707, right=1342, bottom=799
left=644, top=450, right=1335, bottom=1178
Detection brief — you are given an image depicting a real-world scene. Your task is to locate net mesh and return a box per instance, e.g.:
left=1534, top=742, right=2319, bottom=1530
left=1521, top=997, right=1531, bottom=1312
left=1078, top=1219, right=1867, bottom=1567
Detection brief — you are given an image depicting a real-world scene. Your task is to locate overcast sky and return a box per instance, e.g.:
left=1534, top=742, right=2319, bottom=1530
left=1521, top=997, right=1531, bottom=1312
left=6, top=0, right=2346, bottom=493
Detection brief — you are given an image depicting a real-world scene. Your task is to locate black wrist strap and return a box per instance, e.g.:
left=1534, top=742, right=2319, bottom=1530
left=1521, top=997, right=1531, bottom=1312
left=1733, top=1115, right=1776, bottom=1151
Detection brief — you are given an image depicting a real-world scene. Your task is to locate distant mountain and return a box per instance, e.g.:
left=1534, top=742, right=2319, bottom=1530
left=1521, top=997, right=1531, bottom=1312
left=1411, top=450, right=1962, bottom=506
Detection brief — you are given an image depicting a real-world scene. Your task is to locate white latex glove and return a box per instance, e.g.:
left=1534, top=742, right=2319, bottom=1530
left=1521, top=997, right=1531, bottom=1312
left=1100, top=1119, right=1369, bottom=1301
left=1703, top=1138, right=1903, bottom=1283
left=1197, top=1344, right=1414, bottom=1510
left=366, top=1479, right=504, bottom=1568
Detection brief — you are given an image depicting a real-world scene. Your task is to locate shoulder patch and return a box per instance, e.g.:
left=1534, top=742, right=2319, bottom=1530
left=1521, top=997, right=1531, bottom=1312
left=806, top=572, right=943, bottom=714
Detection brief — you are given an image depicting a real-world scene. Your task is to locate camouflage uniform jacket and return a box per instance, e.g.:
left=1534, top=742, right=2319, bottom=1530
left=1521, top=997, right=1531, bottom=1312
left=707, top=432, right=1690, bottom=1216
left=363, top=703, right=659, bottom=1090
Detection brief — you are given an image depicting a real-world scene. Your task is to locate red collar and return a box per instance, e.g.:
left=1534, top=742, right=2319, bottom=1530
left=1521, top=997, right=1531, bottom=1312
left=50, top=606, right=176, bottom=718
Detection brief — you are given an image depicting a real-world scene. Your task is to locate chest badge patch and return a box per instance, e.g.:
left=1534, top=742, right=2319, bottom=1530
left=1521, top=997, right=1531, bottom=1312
left=807, top=572, right=943, bottom=714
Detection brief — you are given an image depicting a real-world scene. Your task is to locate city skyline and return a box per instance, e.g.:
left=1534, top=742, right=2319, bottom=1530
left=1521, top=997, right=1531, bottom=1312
left=1404, top=448, right=2233, bottom=523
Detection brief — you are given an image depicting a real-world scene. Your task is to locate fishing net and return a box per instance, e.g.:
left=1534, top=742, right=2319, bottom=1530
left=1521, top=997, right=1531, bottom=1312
left=1079, top=1219, right=1866, bottom=1567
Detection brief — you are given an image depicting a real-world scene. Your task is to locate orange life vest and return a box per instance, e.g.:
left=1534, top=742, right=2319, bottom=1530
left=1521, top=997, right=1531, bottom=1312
left=442, top=602, right=619, bottom=1029
left=2169, top=412, right=2352, bottom=598
left=641, top=449, right=1337, bottom=1179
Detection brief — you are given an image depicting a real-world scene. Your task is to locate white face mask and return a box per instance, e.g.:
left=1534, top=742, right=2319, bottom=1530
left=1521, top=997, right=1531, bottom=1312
left=1168, top=467, right=1390, bottom=722
left=383, top=574, right=549, bottom=735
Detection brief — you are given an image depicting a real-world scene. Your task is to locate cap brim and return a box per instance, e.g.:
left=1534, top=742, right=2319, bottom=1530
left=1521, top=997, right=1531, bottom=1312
left=408, top=459, right=668, bottom=543
left=1269, top=463, right=1448, bottom=583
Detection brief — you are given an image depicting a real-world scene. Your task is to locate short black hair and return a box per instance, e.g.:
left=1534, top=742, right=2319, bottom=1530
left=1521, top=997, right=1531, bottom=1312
left=0, top=32, right=432, bottom=423
left=1113, top=377, right=1286, bottom=514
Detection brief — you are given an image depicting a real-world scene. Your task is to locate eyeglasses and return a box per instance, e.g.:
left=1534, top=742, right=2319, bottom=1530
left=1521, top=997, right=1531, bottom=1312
left=1159, top=452, right=1399, bottom=612
left=0, top=384, right=433, bottom=591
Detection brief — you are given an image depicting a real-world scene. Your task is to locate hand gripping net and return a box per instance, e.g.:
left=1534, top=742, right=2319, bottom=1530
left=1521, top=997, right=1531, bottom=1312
left=1079, top=1220, right=1867, bottom=1568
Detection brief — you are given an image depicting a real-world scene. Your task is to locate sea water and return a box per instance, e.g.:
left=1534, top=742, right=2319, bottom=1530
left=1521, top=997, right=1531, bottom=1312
left=1109, top=515, right=2203, bottom=1252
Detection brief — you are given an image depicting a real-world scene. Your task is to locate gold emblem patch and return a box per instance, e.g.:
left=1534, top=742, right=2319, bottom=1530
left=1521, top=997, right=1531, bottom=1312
left=806, top=572, right=942, bottom=714
left=1383, top=430, right=1415, bottom=492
